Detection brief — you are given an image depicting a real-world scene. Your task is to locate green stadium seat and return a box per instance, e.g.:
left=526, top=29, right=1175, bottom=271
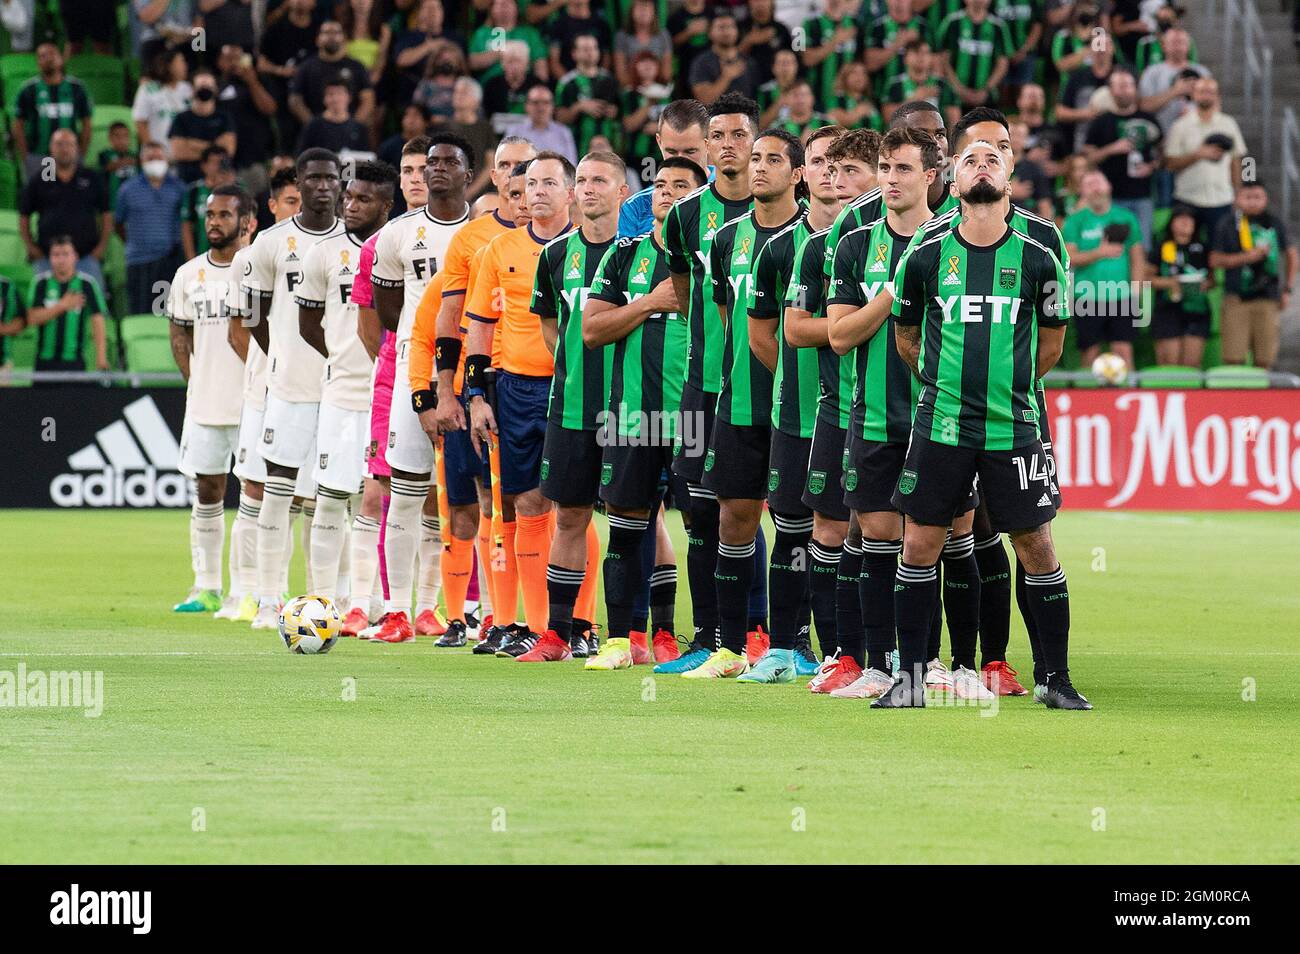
left=67, top=53, right=126, bottom=107
left=120, top=312, right=180, bottom=379
left=87, top=105, right=135, bottom=169
left=1, top=53, right=37, bottom=113
left=0, top=212, right=32, bottom=291
left=1137, top=364, right=1203, bottom=388
left=0, top=157, right=18, bottom=210
left=1205, top=365, right=1270, bottom=389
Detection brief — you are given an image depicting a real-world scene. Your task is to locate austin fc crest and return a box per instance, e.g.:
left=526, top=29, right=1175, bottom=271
left=807, top=470, right=826, bottom=496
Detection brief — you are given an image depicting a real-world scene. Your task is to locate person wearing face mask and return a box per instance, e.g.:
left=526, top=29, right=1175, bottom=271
left=168, top=70, right=238, bottom=184
left=113, top=141, right=186, bottom=314
left=392, top=0, right=465, bottom=106
left=289, top=20, right=376, bottom=132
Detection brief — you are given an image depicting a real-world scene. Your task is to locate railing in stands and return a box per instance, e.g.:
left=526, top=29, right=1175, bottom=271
left=1214, top=0, right=1276, bottom=162
left=0, top=370, right=185, bottom=386
left=1283, top=108, right=1300, bottom=225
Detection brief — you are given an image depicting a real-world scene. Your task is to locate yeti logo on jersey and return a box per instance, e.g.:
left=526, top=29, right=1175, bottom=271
left=943, top=255, right=961, bottom=286
left=727, top=273, right=752, bottom=301
left=768, top=469, right=779, bottom=492
left=937, top=295, right=1024, bottom=325
left=858, top=281, right=887, bottom=301
left=869, top=243, right=889, bottom=272
left=1000, top=267, right=1017, bottom=289
left=807, top=470, right=826, bottom=496
left=262, top=428, right=274, bottom=444
left=560, top=287, right=590, bottom=316
left=898, top=469, right=918, bottom=495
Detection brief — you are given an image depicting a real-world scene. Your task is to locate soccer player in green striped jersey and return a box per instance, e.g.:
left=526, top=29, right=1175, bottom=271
left=863, top=0, right=930, bottom=99
left=583, top=157, right=708, bottom=670
left=801, top=0, right=862, bottom=110
left=664, top=92, right=759, bottom=672
left=882, top=138, right=1090, bottom=711
left=881, top=40, right=962, bottom=128
left=936, top=0, right=1013, bottom=109
left=688, top=129, right=804, bottom=681
left=524, top=151, right=628, bottom=662
left=739, top=125, right=847, bottom=682
left=826, top=126, right=945, bottom=699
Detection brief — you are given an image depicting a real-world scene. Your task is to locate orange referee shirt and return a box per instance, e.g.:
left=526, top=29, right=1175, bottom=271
left=407, top=270, right=444, bottom=397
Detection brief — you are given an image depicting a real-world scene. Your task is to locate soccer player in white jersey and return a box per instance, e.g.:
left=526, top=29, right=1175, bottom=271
left=243, top=148, right=345, bottom=630
left=169, top=185, right=255, bottom=614
left=226, top=170, right=301, bottom=623
left=369, top=132, right=472, bottom=643
left=294, top=160, right=398, bottom=606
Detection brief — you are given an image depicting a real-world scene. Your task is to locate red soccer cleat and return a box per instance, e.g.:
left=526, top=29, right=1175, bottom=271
left=629, top=630, right=653, bottom=665
left=340, top=607, right=368, bottom=637
left=372, top=611, right=415, bottom=643
left=516, top=630, right=574, bottom=662
left=652, top=628, right=680, bottom=663
left=475, top=613, right=493, bottom=641
left=981, top=660, right=1029, bottom=696
left=745, top=625, right=770, bottom=666
left=415, top=609, right=447, bottom=636
left=811, top=655, right=862, bottom=694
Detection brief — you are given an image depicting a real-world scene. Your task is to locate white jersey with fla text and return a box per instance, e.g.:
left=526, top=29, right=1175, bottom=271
left=294, top=229, right=373, bottom=413
left=168, top=252, right=244, bottom=426
left=370, top=203, right=469, bottom=345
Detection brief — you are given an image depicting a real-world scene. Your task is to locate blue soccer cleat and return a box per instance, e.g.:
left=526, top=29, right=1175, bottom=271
left=654, top=641, right=711, bottom=674
left=737, top=648, right=797, bottom=684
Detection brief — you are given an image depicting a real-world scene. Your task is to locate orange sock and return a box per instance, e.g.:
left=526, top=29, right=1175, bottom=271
left=493, top=520, right=519, bottom=628
left=514, top=512, right=553, bottom=634
left=441, top=535, right=475, bottom=624
left=575, top=519, right=600, bottom=626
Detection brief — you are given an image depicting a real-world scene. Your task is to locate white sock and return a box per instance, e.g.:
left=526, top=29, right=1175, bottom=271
left=192, top=501, right=225, bottom=591
left=336, top=493, right=358, bottom=606
left=258, top=477, right=295, bottom=604
left=383, top=476, right=429, bottom=615
left=416, top=513, right=441, bottom=616
left=476, top=543, right=493, bottom=618
left=300, top=499, right=316, bottom=593
left=225, top=511, right=242, bottom=599
left=283, top=503, right=300, bottom=595
left=236, top=492, right=261, bottom=598
left=310, top=490, right=349, bottom=601
left=349, top=513, right=381, bottom=614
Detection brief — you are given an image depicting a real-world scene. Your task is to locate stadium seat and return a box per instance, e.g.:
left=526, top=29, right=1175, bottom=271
left=0, top=211, right=32, bottom=291
left=88, top=105, right=136, bottom=168
left=67, top=53, right=126, bottom=107
left=120, top=312, right=182, bottom=381
left=1205, top=365, right=1270, bottom=389
left=1137, top=365, right=1203, bottom=389
left=1, top=52, right=36, bottom=113
left=0, top=157, right=18, bottom=210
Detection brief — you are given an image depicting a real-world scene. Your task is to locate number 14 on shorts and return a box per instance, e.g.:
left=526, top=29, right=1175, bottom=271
left=1012, top=450, right=1052, bottom=492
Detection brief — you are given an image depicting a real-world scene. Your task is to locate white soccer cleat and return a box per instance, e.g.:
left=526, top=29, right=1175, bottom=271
left=829, top=667, right=895, bottom=699
left=212, top=595, right=243, bottom=620
left=952, top=665, right=996, bottom=701
left=924, top=658, right=954, bottom=692
left=251, top=603, right=281, bottom=631
left=807, top=655, right=841, bottom=692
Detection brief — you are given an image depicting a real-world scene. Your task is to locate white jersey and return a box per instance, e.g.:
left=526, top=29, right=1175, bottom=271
left=227, top=246, right=267, bottom=411
left=294, top=229, right=373, bottom=413
left=243, top=214, right=345, bottom=404
left=370, top=203, right=469, bottom=345
left=167, top=252, right=245, bottom=427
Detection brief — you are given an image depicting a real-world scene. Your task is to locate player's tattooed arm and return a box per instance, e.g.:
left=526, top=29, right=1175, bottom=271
left=247, top=290, right=273, bottom=353
left=298, top=302, right=328, bottom=359
left=169, top=321, right=192, bottom=381
left=894, top=322, right=922, bottom=379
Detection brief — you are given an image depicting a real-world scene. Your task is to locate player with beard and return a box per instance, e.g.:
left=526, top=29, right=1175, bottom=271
left=295, top=161, right=397, bottom=607
left=879, top=138, right=1088, bottom=710
left=685, top=129, right=804, bottom=680
left=735, top=125, right=846, bottom=683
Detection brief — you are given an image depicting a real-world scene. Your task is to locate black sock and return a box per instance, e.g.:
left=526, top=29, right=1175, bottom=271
left=941, top=532, right=981, bottom=671
left=747, top=529, right=768, bottom=633
left=601, top=514, right=649, bottom=641
left=836, top=539, right=865, bottom=664
left=1024, top=565, right=1070, bottom=677
left=716, top=537, right=756, bottom=655
left=768, top=512, right=813, bottom=651
left=545, top=564, right=584, bottom=643
left=895, top=561, right=938, bottom=682
left=974, top=534, right=1012, bottom=665
left=861, top=538, right=900, bottom=673
left=927, top=564, right=943, bottom=662
left=630, top=504, right=656, bottom=632
left=686, top=485, right=720, bottom=648
left=1016, top=559, right=1045, bottom=684
left=808, top=539, right=841, bottom=659
left=649, top=563, right=676, bottom=636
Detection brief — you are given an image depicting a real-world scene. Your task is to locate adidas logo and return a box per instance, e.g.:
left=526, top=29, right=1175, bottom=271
left=943, top=272, right=961, bottom=286
left=869, top=259, right=887, bottom=272
left=50, top=396, right=190, bottom=508
left=1036, top=493, right=1052, bottom=507
left=631, top=272, right=648, bottom=284
left=566, top=267, right=581, bottom=279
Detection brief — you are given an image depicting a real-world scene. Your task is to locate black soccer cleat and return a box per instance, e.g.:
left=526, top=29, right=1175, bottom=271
left=434, top=620, right=468, bottom=648
left=570, top=634, right=592, bottom=658
left=871, top=674, right=926, bottom=709
left=473, top=625, right=506, bottom=655
left=793, top=627, right=819, bottom=673
left=1041, top=672, right=1093, bottom=710
left=496, top=625, right=537, bottom=658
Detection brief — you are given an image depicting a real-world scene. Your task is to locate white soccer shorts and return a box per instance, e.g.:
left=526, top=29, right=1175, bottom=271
left=313, top=401, right=368, bottom=495
left=385, top=342, right=434, bottom=475
left=261, top=393, right=319, bottom=471
left=180, top=422, right=239, bottom=477
left=235, top=403, right=317, bottom=497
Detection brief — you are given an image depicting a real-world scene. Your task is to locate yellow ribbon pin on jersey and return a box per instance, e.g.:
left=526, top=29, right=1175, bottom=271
left=947, top=255, right=961, bottom=276
left=637, top=257, right=650, bottom=274
left=705, top=211, right=718, bottom=231
left=875, top=243, right=888, bottom=265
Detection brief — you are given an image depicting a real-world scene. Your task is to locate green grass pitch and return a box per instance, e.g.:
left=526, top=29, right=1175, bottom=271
left=1, top=509, right=1297, bottom=864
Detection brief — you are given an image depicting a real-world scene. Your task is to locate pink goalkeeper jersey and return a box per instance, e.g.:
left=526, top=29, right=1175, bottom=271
left=354, top=231, right=396, bottom=388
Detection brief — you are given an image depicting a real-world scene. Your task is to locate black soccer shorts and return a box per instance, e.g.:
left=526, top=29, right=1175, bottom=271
left=539, top=421, right=603, bottom=507
left=800, top=416, right=850, bottom=522
left=766, top=427, right=813, bottom=517
left=845, top=432, right=977, bottom=516
left=701, top=417, right=771, bottom=500
left=671, top=383, right=717, bottom=485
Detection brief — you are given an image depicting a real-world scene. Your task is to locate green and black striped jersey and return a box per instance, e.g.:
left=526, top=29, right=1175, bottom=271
left=937, top=12, right=1013, bottom=90
left=555, top=68, right=622, bottom=157
left=993, top=0, right=1042, bottom=52
left=664, top=183, right=753, bottom=394
left=14, top=76, right=91, bottom=156
left=532, top=228, right=615, bottom=430
left=882, top=73, right=961, bottom=115
left=27, top=271, right=108, bottom=371
left=0, top=275, right=24, bottom=366
left=864, top=14, right=931, bottom=96
left=925, top=0, right=964, bottom=41
left=788, top=227, right=855, bottom=430
left=589, top=231, right=688, bottom=439
left=749, top=211, right=819, bottom=438
left=891, top=224, right=1069, bottom=450
left=822, top=188, right=960, bottom=284
left=181, top=180, right=216, bottom=255
left=828, top=216, right=920, bottom=444
left=803, top=13, right=860, bottom=109
left=711, top=208, right=801, bottom=428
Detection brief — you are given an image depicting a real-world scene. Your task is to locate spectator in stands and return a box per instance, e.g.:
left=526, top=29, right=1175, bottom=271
left=296, top=80, right=372, bottom=156
left=12, top=41, right=92, bottom=181
left=257, top=0, right=322, bottom=148
left=621, top=51, right=673, bottom=169
left=758, top=48, right=800, bottom=128
left=133, top=49, right=192, bottom=162
left=0, top=272, right=25, bottom=370
left=1138, top=29, right=1207, bottom=135
left=737, top=0, right=792, bottom=84
left=1054, top=153, right=1090, bottom=220
left=99, top=121, right=139, bottom=212
left=1146, top=205, right=1213, bottom=368
left=180, top=146, right=236, bottom=260
left=60, top=0, right=117, bottom=56
left=446, top=78, right=496, bottom=200
left=379, top=104, right=431, bottom=171
left=549, top=0, right=612, bottom=79
left=289, top=19, right=376, bottom=130
left=1083, top=68, right=1162, bottom=249
left=168, top=70, right=237, bottom=184
left=25, top=234, right=109, bottom=378
left=481, top=40, right=545, bottom=118
left=1135, top=3, right=1199, bottom=72
left=114, top=141, right=185, bottom=316
left=802, top=0, right=860, bottom=111
left=1056, top=29, right=1114, bottom=154
left=503, top=86, right=577, bottom=164
left=255, top=158, right=299, bottom=233
left=468, top=0, right=548, bottom=84
left=1009, top=120, right=1054, bottom=220
left=998, top=0, right=1041, bottom=101
left=1049, top=2, right=1099, bottom=94
left=1063, top=169, right=1145, bottom=369
left=881, top=39, right=957, bottom=127
left=215, top=44, right=277, bottom=195
left=556, top=34, right=622, bottom=158
left=690, top=12, right=761, bottom=104
left=339, top=0, right=392, bottom=88
left=864, top=0, right=926, bottom=101
left=198, top=0, right=255, bottom=58
left=1164, top=77, right=1246, bottom=241
left=392, top=0, right=463, bottom=106
left=133, top=0, right=196, bottom=68
left=935, top=0, right=1010, bottom=108
left=412, top=43, right=466, bottom=123
left=1015, top=82, right=1065, bottom=174
left=19, top=128, right=110, bottom=290
left=668, top=0, right=714, bottom=97
left=615, top=0, right=674, bottom=88
left=1210, top=183, right=1298, bottom=370
left=1107, top=0, right=1151, bottom=67
left=828, top=61, right=883, bottom=130
left=0, top=0, right=37, bottom=53
left=772, top=79, right=831, bottom=142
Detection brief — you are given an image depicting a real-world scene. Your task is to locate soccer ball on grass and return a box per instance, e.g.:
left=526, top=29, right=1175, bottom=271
left=279, top=595, right=341, bottom=654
